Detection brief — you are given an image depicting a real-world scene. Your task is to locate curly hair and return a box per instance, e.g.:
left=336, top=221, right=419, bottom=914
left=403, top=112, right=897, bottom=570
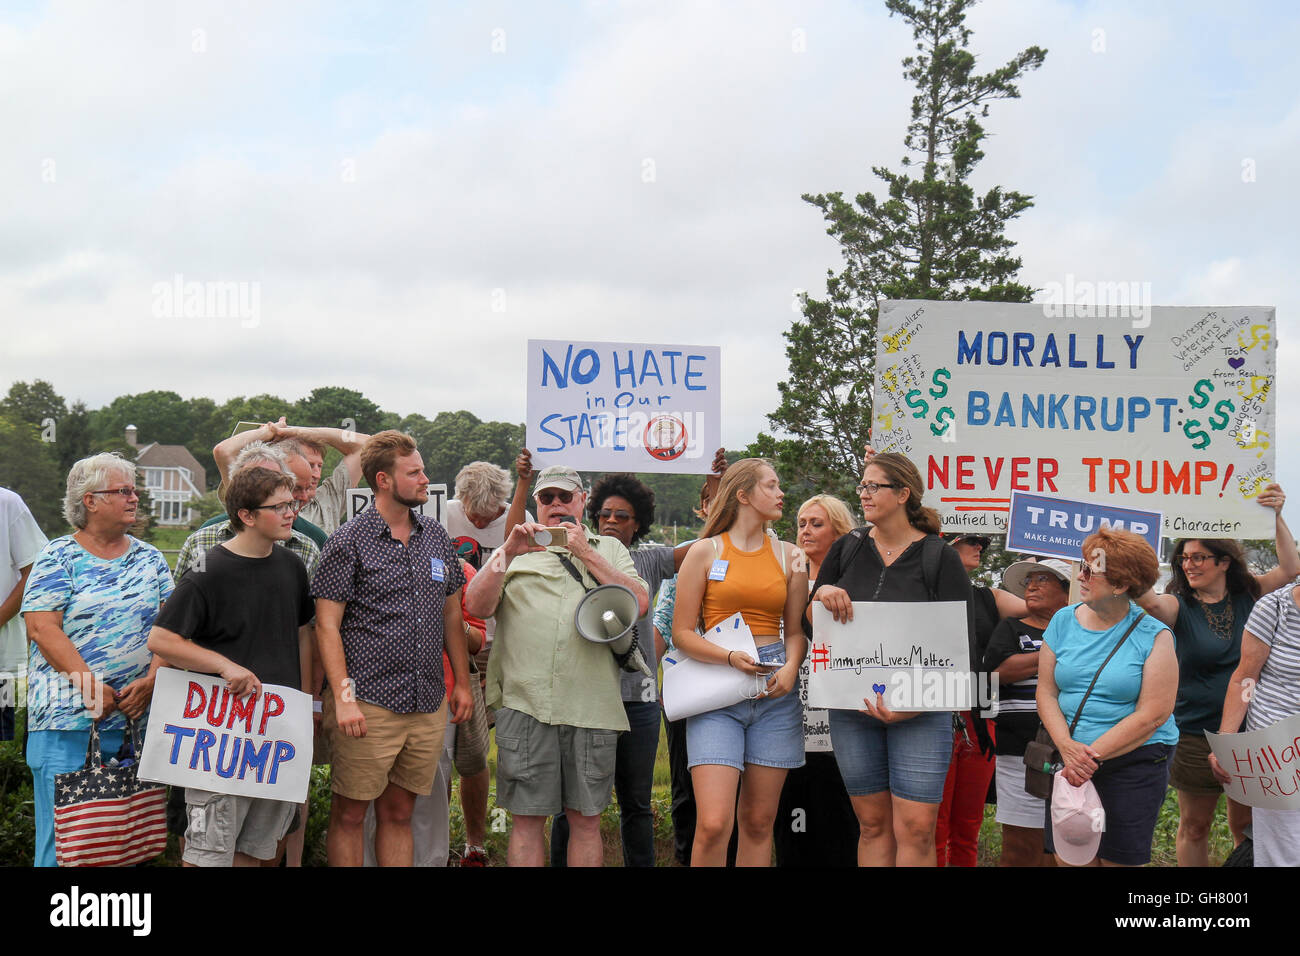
left=587, top=473, right=656, bottom=544
left=1166, top=538, right=1261, bottom=600
left=1081, top=527, right=1160, bottom=597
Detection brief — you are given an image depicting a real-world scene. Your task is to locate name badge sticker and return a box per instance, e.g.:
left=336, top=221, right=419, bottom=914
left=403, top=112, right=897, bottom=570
left=430, top=557, right=446, bottom=582
left=708, top=559, right=729, bottom=582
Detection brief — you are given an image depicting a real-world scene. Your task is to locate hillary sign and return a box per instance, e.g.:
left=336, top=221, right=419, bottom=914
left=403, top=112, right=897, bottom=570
left=138, top=668, right=313, bottom=803
left=526, top=339, right=721, bottom=473
left=873, top=300, right=1277, bottom=538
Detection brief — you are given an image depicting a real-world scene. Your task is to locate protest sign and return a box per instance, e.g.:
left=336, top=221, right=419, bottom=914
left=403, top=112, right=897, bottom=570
left=807, top=602, right=971, bottom=712
left=1206, top=715, right=1300, bottom=810
left=796, top=660, right=832, bottom=752
left=1007, top=491, right=1161, bottom=561
left=526, top=339, right=721, bottom=473
left=347, top=485, right=447, bottom=525
left=873, top=300, right=1277, bottom=537
left=138, top=667, right=313, bottom=803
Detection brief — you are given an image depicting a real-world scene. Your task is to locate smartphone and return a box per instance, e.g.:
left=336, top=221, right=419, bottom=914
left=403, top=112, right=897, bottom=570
left=529, top=526, right=569, bottom=549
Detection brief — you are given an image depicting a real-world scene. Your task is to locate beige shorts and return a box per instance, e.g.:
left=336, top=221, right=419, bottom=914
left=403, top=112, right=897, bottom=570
left=325, top=695, right=448, bottom=800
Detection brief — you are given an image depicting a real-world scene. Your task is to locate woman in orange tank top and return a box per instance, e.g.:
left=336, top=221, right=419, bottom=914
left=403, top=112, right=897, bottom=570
left=672, top=459, right=808, bottom=866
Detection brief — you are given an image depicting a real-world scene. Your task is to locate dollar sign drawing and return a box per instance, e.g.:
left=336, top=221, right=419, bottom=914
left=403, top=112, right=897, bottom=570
left=905, top=389, right=929, bottom=419
left=930, top=407, right=955, bottom=436
left=929, top=367, right=950, bottom=400
left=1187, top=378, right=1214, bottom=409
left=1182, top=419, right=1210, bottom=450
left=1208, top=399, right=1235, bottom=431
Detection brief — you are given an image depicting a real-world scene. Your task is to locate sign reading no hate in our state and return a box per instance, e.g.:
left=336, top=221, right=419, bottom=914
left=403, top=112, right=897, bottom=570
left=873, top=300, right=1277, bottom=538
left=137, top=668, right=313, bottom=804
left=807, top=602, right=971, bottom=712
left=526, top=339, right=721, bottom=474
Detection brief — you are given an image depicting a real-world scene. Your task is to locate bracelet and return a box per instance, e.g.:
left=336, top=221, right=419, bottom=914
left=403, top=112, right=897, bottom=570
left=727, top=650, right=735, bottom=668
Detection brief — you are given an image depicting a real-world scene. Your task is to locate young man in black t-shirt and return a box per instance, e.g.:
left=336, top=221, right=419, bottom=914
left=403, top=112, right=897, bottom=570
left=148, top=466, right=315, bottom=867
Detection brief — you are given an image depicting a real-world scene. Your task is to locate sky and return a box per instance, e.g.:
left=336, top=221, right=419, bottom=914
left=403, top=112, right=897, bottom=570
left=2, top=0, right=1296, bottom=496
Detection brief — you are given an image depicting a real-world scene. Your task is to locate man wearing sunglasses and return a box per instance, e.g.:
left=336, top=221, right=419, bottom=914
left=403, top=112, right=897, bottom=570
left=466, top=463, right=649, bottom=867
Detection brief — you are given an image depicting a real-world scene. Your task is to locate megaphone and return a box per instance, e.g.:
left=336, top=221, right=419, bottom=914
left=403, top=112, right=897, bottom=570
left=574, top=584, right=654, bottom=679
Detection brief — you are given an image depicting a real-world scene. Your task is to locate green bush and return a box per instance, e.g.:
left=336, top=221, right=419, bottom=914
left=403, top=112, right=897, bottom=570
left=0, top=708, right=35, bottom=866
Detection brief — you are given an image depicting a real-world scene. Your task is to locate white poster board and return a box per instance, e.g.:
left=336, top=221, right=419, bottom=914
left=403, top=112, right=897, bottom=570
left=661, top=613, right=763, bottom=722
left=347, top=485, right=447, bottom=525
left=808, top=602, right=971, bottom=712
left=1206, top=716, right=1300, bottom=810
left=873, top=300, right=1277, bottom=537
left=526, top=339, right=721, bottom=473
left=138, top=668, right=313, bottom=803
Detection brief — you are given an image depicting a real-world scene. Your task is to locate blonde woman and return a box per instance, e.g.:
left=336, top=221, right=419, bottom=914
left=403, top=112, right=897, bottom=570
left=672, top=459, right=808, bottom=866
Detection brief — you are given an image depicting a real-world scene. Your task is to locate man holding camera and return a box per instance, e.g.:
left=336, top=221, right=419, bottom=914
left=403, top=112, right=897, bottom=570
left=465, top=462, right=647, bottom=867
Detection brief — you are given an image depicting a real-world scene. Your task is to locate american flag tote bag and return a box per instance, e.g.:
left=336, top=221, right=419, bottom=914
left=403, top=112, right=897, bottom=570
left=53, top=719, right=168, bottom=866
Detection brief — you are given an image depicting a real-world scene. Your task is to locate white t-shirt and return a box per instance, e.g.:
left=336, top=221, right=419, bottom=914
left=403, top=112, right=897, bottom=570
left=0, top=488, right=49, bottom=675
left=299, top=465, right=350, bottom=536
left=444, top=498, right=533, bottom=646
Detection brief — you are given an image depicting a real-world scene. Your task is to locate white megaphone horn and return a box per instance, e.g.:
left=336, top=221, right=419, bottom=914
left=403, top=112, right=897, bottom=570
left=574, top=584, right=654, bottom=679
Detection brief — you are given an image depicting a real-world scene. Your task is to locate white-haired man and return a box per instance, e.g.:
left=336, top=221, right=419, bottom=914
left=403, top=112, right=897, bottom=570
left=465, top=464, right=647, bottom=867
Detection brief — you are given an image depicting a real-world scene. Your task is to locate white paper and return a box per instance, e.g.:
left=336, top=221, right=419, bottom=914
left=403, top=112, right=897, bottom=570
left=661, top=613, right=763, bottom=722
left=1207, top=716, right=1300, bottom=810
left=138, top=668, right=313, bottom=803
left=808, top=601, right=971, bottom=712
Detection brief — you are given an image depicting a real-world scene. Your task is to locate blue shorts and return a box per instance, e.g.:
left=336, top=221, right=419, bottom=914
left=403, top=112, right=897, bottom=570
left=828, top=708, right=952, bottom=803
left=686, top=642, right=805, bottom=772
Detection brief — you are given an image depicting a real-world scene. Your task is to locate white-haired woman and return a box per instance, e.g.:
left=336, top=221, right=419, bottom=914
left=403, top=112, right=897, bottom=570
left=22, top=453, right=174, bottom=867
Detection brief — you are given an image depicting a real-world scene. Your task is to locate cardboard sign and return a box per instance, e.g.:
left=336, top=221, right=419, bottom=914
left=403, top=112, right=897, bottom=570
left=526, top=339, right=721, bottom=473
left=138, top=668, right=313, bottom=803
left=1206, top=715, right=1300, bottom=810
left=346, top=485, right=447, bottom=525
left=807, top=602, right=971, bottom=711
left=1007, top=492, right=1162, bottom=560
left=796, top=660, right=832, bottom=752
left=873, top=300, right=1277, bottom=537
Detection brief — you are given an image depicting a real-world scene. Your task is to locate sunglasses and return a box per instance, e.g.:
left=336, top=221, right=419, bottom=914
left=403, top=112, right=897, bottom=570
left=598, top=509, right=633, bottom=521
left=537, top=490, right=575, bottom=505
left=91, top=487, right=139, bottom=499
left=1079, top=563, right=1104, bottom=580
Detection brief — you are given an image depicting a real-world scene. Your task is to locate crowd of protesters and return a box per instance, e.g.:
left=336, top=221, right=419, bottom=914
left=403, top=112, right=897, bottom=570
left=2, top=420, right=1298, bottom=867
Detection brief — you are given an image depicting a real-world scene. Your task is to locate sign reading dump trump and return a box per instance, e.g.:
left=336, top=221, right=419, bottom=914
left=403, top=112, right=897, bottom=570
left=138, top=668, right=313, bottom=804
left=526, top=339, right=721, bottom=473
left=873, top=300, right=1277, bottom=538
left=1206, top=715, right=1300, bottom=811
left=807, top=602, right=972, bottom=712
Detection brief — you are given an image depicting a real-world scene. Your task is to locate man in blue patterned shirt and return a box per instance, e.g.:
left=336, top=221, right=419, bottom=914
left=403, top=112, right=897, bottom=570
left=312, top=430, right=473, bottom=867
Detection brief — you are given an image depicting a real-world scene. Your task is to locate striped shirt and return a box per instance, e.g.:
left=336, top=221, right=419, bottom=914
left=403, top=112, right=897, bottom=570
left=1244, top=583, right=1300, bottom=732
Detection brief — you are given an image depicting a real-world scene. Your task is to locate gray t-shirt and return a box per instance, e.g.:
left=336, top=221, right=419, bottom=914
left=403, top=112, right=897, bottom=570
left=621, top=543, right=676, bottom=702
left=299, top=465, right=350, bottom=536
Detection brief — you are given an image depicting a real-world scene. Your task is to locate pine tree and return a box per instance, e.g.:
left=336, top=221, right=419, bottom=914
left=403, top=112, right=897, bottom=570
left=751, top=0, right=1045, bottom=504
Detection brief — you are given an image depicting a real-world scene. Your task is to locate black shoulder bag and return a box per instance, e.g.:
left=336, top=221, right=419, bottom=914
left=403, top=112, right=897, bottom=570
left=1023, top=612, right=1147, bottom=800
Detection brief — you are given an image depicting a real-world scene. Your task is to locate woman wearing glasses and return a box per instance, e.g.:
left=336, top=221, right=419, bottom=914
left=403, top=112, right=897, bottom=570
left=1038, top=528, right=1177, bottom=866
left=21, top=453, right=174, bottom=866
left=672, top=459, right=808, bottom=866
left=808, top=453, right=975, bottom=866
left=1135, top=483, right=1296, bottom=866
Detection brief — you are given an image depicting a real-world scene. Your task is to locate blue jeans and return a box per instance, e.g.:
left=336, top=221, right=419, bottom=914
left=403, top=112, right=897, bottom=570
left=27, top=727, right=126, bottom=867
left=549, top=699, right=662, bottom=867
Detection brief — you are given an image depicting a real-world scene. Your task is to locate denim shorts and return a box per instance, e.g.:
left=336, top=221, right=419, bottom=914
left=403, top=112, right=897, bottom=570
left=686, top=642, right=805, bottom=772
left=828, top=708, right=953, bottom=803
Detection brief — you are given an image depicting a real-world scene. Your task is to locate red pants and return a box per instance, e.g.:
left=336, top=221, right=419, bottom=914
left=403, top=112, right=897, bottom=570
left=934, top=714, right=994, bottom=867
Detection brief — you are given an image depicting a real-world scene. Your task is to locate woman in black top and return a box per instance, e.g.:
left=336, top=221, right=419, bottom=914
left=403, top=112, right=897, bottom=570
left=809, top=453, right=975, bottom=866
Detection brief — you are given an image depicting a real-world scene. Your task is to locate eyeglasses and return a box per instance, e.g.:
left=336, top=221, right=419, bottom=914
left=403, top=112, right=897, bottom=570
left=855, top=481, right=899, bottom=496
left=250, top=501, right=301, bottom=517
left=537, top=490, right=575, bottom=505
left=1180, top=553, right=1218, bottom=567
left=598, top=509, right=633, bottom=522
left=91, top=487, right=139, bottom=499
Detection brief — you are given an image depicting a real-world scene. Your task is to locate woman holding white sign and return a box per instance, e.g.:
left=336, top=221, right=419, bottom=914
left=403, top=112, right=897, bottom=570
left=1037, top=528, right=1177, bottom=867
left=1135, top=483, right=1295, bottom=867
left=672, top=459, right=808, bottom=867
left=1210, top=578, right=1300, bottom=866
left=809, top=452, right=975, bottom=867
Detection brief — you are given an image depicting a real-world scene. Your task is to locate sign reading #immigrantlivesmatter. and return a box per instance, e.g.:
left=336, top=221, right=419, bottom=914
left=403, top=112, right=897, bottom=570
left=872, top=300, right=1277, bottom=538
left=137, top=667, right=313, bottom=804
left=526, top=339, right=721, bottom=474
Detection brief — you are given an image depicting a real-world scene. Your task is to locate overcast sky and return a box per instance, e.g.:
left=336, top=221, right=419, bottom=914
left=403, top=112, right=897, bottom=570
left=2, top=0, right=1296, bottom=493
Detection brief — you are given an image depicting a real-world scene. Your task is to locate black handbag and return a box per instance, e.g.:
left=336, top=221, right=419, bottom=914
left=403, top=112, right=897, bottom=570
left=1024, top=612, right=1147, bottom=800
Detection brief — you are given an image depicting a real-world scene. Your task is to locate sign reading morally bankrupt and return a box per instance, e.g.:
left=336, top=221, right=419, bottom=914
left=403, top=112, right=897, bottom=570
left=526, top=339, right=722, bottom=473
left=872, top=300, right=1277, bottom=538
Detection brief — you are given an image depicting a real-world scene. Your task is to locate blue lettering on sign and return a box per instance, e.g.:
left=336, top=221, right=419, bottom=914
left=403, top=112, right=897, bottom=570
left=163, top=724, right=195, bottom=764
left=709, top=559, right=729, bottom=581
left=239, top=739, right=272, bottom=782
left=685, top=354, right=707, bottom=391
left=965, top=391, right=1179, bottom=433
left=955, top=333, right=1146, bottom=369
left=540, top=345, right=601, bottom=388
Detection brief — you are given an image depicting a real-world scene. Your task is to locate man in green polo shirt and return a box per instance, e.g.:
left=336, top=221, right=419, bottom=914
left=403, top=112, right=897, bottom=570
left=465, top=464, right=647, bottom=868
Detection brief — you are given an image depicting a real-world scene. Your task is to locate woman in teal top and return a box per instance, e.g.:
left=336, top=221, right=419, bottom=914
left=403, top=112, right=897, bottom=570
left=1037, top=527, right=1177, bottom=867
left=1135, top=482, right=1295, bottom=866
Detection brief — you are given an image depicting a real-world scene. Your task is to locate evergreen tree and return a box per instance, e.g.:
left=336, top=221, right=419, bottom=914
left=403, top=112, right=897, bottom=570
left=751, top=0, right=1045, bottom=502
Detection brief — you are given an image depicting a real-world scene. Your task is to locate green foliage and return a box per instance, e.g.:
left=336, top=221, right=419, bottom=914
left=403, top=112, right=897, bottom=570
left=752, top=0, right=1045, bottom=496
left=295, top=386, right=397, bottom=437
left=0, top=412, right=65, bottom=535
left=0, top=709, right=35, bottom=867
left=2, top=379, right=66, bottom=430
left=403, top=411, right=524, bottom=489
left=91, top=390, right=198, bottom=448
